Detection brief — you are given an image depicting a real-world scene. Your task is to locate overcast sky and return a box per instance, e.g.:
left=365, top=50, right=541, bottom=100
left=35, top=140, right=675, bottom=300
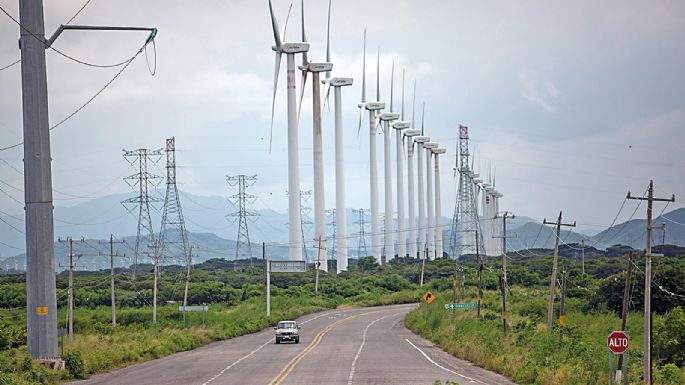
left=1, top=0, right=684, bottom=239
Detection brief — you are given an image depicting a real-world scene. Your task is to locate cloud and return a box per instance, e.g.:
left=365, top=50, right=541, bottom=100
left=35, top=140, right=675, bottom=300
left=520, top=70, right=560, bottom=113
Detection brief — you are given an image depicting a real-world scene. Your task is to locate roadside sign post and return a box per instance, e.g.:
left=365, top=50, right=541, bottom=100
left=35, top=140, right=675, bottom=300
left=178, top=305, right=208, bottom=327
left=444, top=303, right=477, bottom=310
left=266, top=260, right=307, bottom=318
left=607, top=330, right=629, bottom=385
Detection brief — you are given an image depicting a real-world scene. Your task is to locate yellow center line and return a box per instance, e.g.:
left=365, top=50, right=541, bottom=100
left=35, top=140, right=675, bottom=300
left=267, top=308, right=393, bottom=385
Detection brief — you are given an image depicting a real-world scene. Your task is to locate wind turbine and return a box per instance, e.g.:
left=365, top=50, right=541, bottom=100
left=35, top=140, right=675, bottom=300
left=432, top=147, right=447, bottom=259
left=392, top=68, right=411, bottom=258
left=379, top=60, right=400, bottom=262
left=404, top=81, right=420, bottom=258
left=268, top=0, right=310, bottom=261
left=319, top=1, right=353, bottom=273
left=357, top=34, right=385, bottom=263
left=297, top=0, right=332, bottom=270
left=423, top=140, right=439, bottom=260
left=414, top=133, right=430, bottom=260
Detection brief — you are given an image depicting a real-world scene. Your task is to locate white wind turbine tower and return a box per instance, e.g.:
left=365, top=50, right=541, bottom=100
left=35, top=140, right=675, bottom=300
left=424, top=140, right=439, bottom=259
left=404, top=82, right=421, bottom=258
left=414, top=134, right=431, bottom=259
left=379, top=60, right=400, bottom=262
left=357, top=34, right=385, bottom=262
left=392, top=69, right=411, bottom=258
left=320, top=5, right=353, bottom=273
left=268, top=0, right=310, bottom=261
left=432, top=147, right=447, bottom=258
left=297, top=0, right=333, bottom=270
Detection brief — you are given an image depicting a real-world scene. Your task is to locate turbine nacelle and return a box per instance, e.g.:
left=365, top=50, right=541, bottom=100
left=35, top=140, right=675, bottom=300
left=423, top=142, right=439, bottom=149
left=392, top=121, right=411, bottom=130
left=414, top=136, right=430, bottom=143
left=431, top=148, right=447, bottom=155
left=364, top=101, right=385, bottom=111
left=474, top=178, right=483, bottom=184
left=379, top=112, right=400, bottom=121
left=300, top=62, right=333, bottom=73
left=325, top=77, right=354, bottom=87
left=278, top=42, right=310, bottom=54
left=403, top=129, right=421, bottom=137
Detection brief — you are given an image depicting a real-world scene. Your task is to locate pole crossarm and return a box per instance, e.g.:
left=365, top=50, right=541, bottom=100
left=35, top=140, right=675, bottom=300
left=47, top=25, right=157, bottom=47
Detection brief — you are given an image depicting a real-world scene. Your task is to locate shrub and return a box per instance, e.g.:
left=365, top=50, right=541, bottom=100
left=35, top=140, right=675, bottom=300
left=63, top=350, right=86, bottom=379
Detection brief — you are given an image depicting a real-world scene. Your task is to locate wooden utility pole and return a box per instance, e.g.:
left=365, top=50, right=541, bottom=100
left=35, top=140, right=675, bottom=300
left=419, top=243, right=427, bottom=287
left=100, top=235, right=125, bottom=327
left=495, top=211, right=515, bottom=334
left=627, top=181, right=674, bottom=384
left=182, top=246, right=193, bottom=326
left=67, top=238, right=74, bottom=343
left=450, top=262, right=458, bottom=336
left=543, top=212, right=576, bottom=334
left=616, top=251, right=633, bottom=373
left=581, top=239, right=585, bottom=275
left=151, top=240, right=159, bottom=324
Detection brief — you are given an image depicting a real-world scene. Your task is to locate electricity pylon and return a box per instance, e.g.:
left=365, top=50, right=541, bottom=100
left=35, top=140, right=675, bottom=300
left=159, top=138, right=189, bottom=267
left=122, top=148, right=163, bottom=278
left=353, top=208, right=369, bottom=257
left=227, top=175, right=258, bottom=261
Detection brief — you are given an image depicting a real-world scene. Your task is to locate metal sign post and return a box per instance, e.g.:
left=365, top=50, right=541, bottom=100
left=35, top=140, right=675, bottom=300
left=266, top=260, right=271, bottom=318
left=607, top=330, right=629, bottom=385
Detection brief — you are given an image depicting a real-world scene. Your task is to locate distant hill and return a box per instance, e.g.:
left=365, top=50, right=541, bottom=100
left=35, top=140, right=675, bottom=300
left=590, top=207, right=685, bottom=250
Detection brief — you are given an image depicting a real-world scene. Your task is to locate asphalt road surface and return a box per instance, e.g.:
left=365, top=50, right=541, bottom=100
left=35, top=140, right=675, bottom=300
left=67, top=304, right=517, bottom=385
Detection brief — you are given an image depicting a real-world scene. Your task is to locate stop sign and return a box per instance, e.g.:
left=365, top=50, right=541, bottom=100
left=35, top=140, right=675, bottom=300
left=607, top=330, right=629, bottom=354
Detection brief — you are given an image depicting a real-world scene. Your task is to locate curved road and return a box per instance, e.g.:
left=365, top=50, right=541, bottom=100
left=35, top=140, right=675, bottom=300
left=68, top=304, right=516, bottom=385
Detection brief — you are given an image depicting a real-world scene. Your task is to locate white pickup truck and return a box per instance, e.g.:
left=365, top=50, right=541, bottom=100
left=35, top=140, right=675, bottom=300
left=274, top=320, right=300, bottom=344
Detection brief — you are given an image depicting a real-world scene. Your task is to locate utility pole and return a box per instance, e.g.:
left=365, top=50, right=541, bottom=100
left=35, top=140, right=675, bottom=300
left=20, top=0, right=58, bottom=360
left=182, top=246, right=193, bottom=326
left=99, top=235, right=125, bottom=327
left=476, top=231, right=483, bottom=318
left=314, top=236, right=324, bottom=294
left=450, top=262, right=457, bottom=336
left=150, top=240, right=160, bottom=324
left=581, top=239, right=585, bottom=275
left=627, top=181, right=675, bottom=384
left=353, top=208, right=369, bottom=258
left=227, top=175, right=259, bottom=263
left=543, top=212, right=576, bottom=334
left=58, top=237, right=83, bottom=344
left=494, top=211, right=515, bottom=334
left=617, top=251, right=633, bottom=374
left=559, top=264, right=568, bottom=345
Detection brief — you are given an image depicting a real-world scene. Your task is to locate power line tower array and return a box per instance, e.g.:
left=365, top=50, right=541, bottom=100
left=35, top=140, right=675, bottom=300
left=226, top=175, right=259, bottom=261
left=450, top=125, right=483, bottom=258
left=326, top=209, right=336, bottom=262
left=122, top=148, right=163, bottom=278
left=300, top=190, right=313, bottom=261
left=159, top=138, right=189, bottom=267
left=353, top=208, right=369, bottom=257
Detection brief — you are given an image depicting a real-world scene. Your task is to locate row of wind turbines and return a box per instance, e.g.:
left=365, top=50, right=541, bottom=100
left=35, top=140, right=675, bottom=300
left=268, top=0, right=447, bottom=273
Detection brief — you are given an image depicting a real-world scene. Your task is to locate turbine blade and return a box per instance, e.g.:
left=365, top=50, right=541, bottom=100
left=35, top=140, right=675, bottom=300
left=390, top=59, right=395, bottom=112
left=376, top=47, right=380, bottom=102
left=361, top=28, right=366, bottom=103
left=301, top=0, right=307, bottom=66
left=421, top=101, right=425, bottom=135
left=401, top=68, right=405, bottom=120
left=411, top=80, right=416, bottom=127
left=268, top=0, right=282, bottom=48
left=282, top=2, right=293, bottom=41
left=321, top=82, right=332, bottom=115
left=325, top=0, right=332, bottom=79
left=270, top=51, right=283, bottom=154
left=297, top=70, right=308, bottom=124
left=356, top=106, right=364, bottom=137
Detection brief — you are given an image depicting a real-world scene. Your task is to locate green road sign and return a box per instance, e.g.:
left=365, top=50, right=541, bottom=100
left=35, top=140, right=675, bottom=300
left=444, top=302, right=477, bottom=310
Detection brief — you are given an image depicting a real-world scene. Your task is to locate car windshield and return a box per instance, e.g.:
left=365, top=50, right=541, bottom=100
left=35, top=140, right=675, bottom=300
left=278, top=322, right=296, bottom=329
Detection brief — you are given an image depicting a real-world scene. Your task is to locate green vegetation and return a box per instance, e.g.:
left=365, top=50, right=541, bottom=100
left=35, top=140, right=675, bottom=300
left=0, top=258, right=420, bottom=384
left=1, top=253, right=684, bottom=385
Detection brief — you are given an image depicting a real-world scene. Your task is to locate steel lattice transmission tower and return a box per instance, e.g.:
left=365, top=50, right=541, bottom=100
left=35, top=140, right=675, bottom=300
left=286, top=190, right=313, bottom=261
left=353, top=209, right=369, bottom=258
left=326, top=209, right=336, bottom=261
left=122, top=148, right=163, bottom=277
left=159, top=138, right=189, bottom=267
left=449, top=125, right=483, bottom=258
left=227, top=175, right=259, bottom=260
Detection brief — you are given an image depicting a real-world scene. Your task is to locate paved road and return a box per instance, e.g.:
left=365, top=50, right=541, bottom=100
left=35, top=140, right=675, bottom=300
left=68, top=304, right=516, bottom=385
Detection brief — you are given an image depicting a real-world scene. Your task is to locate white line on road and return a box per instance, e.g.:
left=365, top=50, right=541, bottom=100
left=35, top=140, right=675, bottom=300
left=405, top=338, right=490, bottom=385
left=347, top=313, right=399, bottom=385
left=199, top=310, right=341, bottom=385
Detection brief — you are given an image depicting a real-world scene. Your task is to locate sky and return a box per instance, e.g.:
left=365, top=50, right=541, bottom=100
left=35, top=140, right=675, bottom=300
left=1, top=0, right=684, bottom=241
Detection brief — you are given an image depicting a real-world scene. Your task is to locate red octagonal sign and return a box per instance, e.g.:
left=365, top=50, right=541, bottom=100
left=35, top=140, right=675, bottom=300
left=607, top=330, right=629, bottom=354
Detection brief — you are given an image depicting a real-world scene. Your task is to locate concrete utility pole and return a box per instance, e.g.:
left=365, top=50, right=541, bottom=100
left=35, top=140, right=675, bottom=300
left=627, top=181, right=675, bottom=385
left=100, top=235, right=125, bottom=327
left=314, top=235, right=324, bottom=294
left=20, top=0, right=58, bottom=360
left=67, top=238, right=75, bottom=343
left=475, top=230, right=483, bottom=318
left=494, top=211, right=515, bottom=334
left=581, top=239, right=586, bottom=275
left=559, top=264, right=568, bottom=344
left=543, top=212, right=576, bottom=334
left=151, top=240, right=159, bottom=324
